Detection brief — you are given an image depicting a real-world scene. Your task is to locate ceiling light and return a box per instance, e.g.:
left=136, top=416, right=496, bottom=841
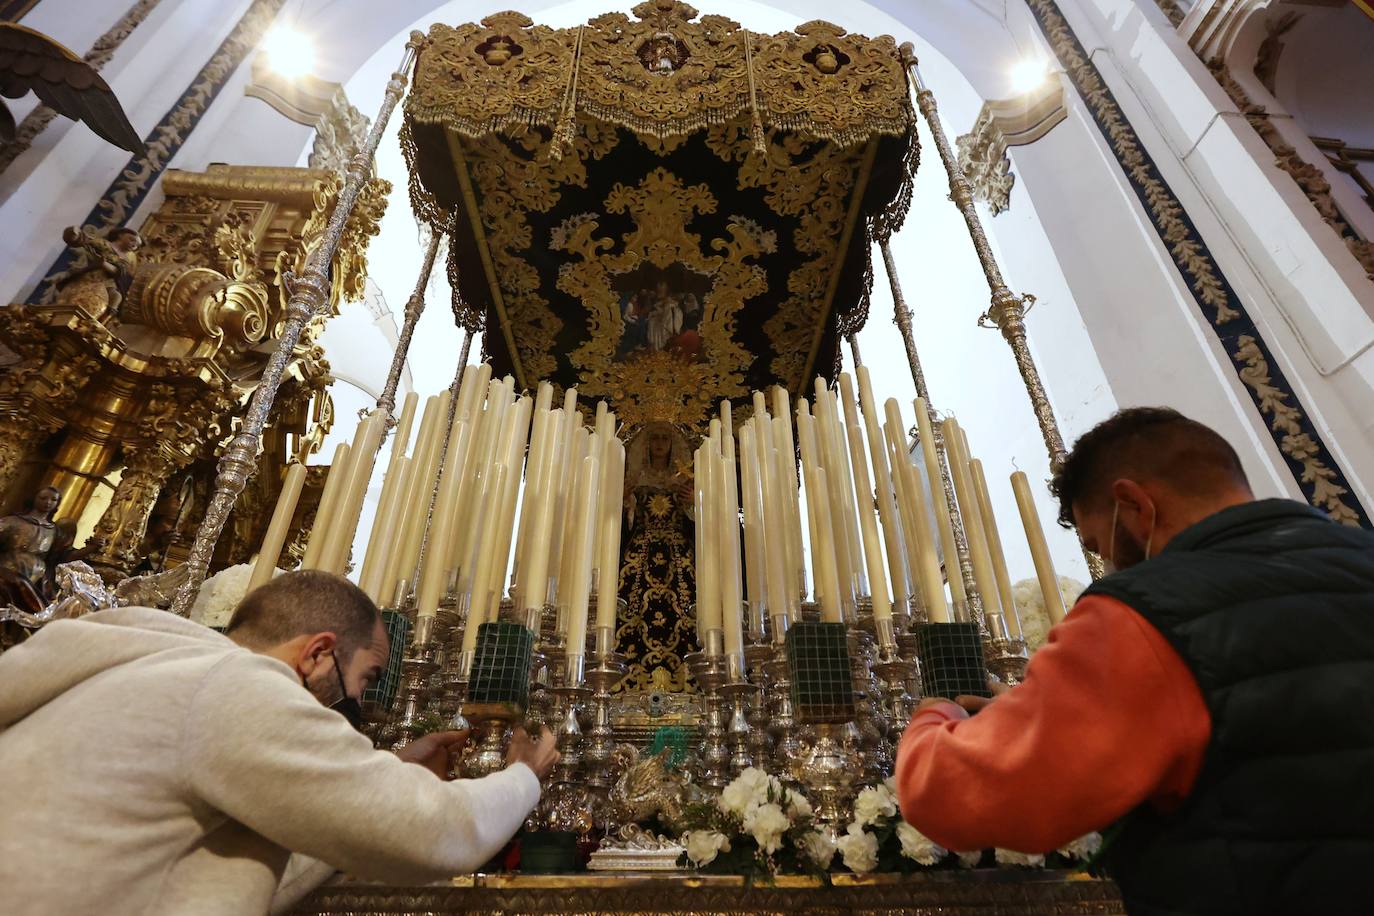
left=1009, top=56, right=1049, bottom=94
left=262, top=26, right=315, bottom=81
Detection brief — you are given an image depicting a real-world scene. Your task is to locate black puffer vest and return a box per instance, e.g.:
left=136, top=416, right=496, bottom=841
left=1084, top=499, right=1374, bottom=916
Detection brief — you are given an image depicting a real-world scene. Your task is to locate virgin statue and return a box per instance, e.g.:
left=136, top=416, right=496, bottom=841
left=616, top=422, right=697, bottom=692
left=0, top=486, right=96, bottom=613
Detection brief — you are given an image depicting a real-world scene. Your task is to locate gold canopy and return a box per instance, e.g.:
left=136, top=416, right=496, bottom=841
left=402, top=0, right=919, bottom=431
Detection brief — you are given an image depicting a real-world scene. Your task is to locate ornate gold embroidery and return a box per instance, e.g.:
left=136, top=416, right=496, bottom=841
left=405, top=3, right=911, bottom=149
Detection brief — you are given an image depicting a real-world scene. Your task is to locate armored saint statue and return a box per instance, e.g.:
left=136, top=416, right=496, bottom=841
left=616, top=422, right=697, bottom=692
left=0, top=486, right=97, bottom=612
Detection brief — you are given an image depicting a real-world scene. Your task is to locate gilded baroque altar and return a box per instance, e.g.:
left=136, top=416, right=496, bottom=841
left=0, top=163, right=387, bottom=591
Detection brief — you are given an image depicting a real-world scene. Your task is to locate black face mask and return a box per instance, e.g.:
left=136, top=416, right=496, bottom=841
left=304, top=650, right=365, bottom=731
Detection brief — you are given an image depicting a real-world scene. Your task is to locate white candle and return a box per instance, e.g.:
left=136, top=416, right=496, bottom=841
left=485, top=395, right=532, bottom=618
left=942, top=418, right=1003, bottom=621
left=912, top=398, right=968, bottom=609
left=695, top=443, right=722, bottom=638
left=855, top=367, right=910, bottom=611
left=416, top=418, right=473, bottom=616
left=595, top=438, right=625, bottom=637
left=392, top=390, right=451, bottom=592
left=846, top=422, right=892, bottom=620
left=389, top=391, right=419, bottom=466
left=358, top=456, right=410, bottom=603
left=300, top=442, right=350, bottom=570
left=1011, top=470, right=1067, bottom=625
left=520, top=408, right=564, bottom=617
left=514, top=405, right=551, bottom=599
left=462, top=463, right=508, bottom=653
left=250, top=462, right=307, bottom=590
left=970, top=457, right=1022, bottom=638
left=771, top=415, right=800, bottom=612
left=796, top=404, right=842, bottom=622
left=739, top=423, right=767, bottom=639
left=886, top=422, right=950, bottom=623
left=555, top=429, right=591, bottom=627
left=565, top=450, right=600, bottom=663
left=718, top=447, right=745, bottom=668
left=813, top=383, right=860, bottom=610
left=772, top=387, right=804, bottom=600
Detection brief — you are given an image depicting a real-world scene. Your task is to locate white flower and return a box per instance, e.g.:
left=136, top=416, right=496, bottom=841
left=956, top=849, right=984, bottom=869
left=743, top=802, right=790, bottom=854
left=852, top=784, right=898, bottom=827
left=1057, top=832, right=1102, bottom=862
left=799, top=829, right=837, bottom=868
left=995, top=848, right=1046, bottom=868
left=190, top=563, right=276, bottom=628
left=719, top=767, right=774, bottom=818
left=1010, top=576, right=1086, bottom=653
left=683, top=830, right=731, bottom=867
left=836, top=824, right=879, bottom=873
left=784, top=789, right=812, bottom=819
left=896, top=821, right=945, bottom=866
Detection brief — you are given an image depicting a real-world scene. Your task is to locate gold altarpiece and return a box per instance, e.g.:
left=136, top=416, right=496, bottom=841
left=0, top=164, right=387, bottom=583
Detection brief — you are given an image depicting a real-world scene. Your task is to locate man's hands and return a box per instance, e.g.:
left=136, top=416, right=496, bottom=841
left=394, top=727, right=560, bottom=781
left=395, top=729, right=470, bottom=779
left=917, top=681, right=1010, bottom=715
left=506, top=726, right=560, bottom=780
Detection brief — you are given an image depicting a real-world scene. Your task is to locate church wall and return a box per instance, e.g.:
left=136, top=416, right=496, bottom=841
left=1031, top=0, right=1374, bottom=519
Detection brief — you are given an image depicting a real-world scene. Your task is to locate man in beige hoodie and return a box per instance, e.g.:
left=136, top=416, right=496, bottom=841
left=0, top=570, right=558, bottom=915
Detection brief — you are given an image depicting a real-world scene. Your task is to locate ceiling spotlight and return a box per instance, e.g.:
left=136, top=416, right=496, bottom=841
left=262, top=26, right=315, bottom=81
left=1009, top=56, right=1049, bottom=94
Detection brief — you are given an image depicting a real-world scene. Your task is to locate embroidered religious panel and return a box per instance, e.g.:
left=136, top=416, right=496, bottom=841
left=401, top=1, right=919, bottom=432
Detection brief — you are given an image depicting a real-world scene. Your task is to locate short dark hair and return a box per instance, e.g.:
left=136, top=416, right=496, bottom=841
left=226, top=570, right=380, bottom=655
left=1050, top=407, right=1249, bottom=528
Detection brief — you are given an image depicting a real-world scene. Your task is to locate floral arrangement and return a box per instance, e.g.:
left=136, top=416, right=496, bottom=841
left=681, top=768, right=1101, bottom=877
left=189, top=563, right=278, bottom=628
left=1011, top=575, right=1086, bottom=652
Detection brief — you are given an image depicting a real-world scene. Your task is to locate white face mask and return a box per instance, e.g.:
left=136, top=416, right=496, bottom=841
left=1105, top=499, right=1155, bottom=574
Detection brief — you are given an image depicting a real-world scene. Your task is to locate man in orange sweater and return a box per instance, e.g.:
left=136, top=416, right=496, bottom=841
left=895, top=407, right=1374, bottom=915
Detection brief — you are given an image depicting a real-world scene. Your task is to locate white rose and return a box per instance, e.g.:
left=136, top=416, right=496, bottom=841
left=995, top=848, right=1046, bottom=868
left=956, top=849, right=984, bottom=869
left=1057, top=832, right=1102, bottom=862
left=836, top=824, right=879, bottom=873
left=785, top=789, right=812, bottom=819
left=743, top=802, right=790, bottom=854
left=852, top=784, right=897, bottom=827
left=1011, top=576, right=1086, bottom=653
left=896, top=821, right=945, bottom=866
left=683, top=830, right=731, bottom=867
left=799, top=829, right=837, bottom=868
left=719, top=767, right=774, bottom=817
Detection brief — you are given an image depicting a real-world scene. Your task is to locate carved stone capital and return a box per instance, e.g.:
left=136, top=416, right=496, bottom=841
left=955, top=78, right=1067, bottom=216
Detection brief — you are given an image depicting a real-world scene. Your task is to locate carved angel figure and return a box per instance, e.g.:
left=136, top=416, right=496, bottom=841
left=0, top=23, right=145, bottom=154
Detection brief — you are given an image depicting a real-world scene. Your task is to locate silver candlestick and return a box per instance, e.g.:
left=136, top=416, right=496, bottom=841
left=686, top=640, right=730, bottom=790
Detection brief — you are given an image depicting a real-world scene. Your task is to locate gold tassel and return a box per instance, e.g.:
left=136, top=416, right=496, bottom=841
left=745, top=29, right=766, bottom=156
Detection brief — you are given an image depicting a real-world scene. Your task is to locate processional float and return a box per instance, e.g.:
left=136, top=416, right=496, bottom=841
left=173, top=0, right=1086, bottom=846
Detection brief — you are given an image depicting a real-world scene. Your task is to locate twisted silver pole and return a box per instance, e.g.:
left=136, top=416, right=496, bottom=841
left=172, top=33, right=426, bottom=616
left=409, top=327, right=474, bottom=593
left=900, top=45, right=1103, bottom=579
left=377, top=229, right=444, bottom=425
